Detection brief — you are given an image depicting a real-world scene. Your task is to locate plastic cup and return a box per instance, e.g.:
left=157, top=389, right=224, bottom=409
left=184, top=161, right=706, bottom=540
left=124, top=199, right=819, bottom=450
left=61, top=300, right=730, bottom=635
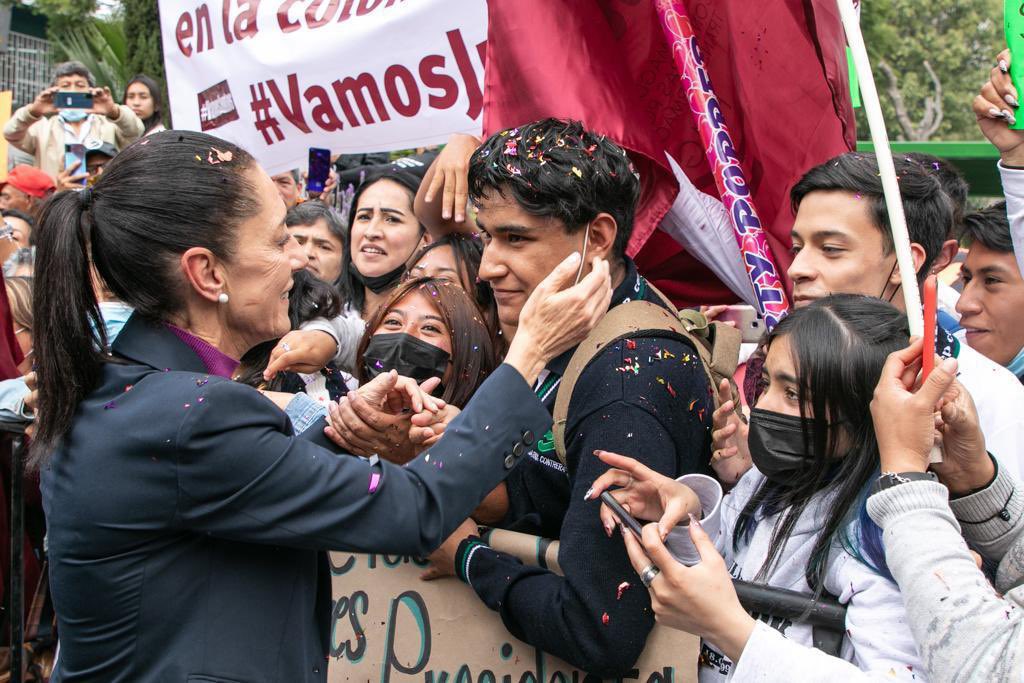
left=663, top=473, right=723, bottom=566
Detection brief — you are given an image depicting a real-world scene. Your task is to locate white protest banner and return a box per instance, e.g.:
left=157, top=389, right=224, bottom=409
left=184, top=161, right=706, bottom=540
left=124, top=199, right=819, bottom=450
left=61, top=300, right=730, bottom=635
left=158, top=0, right=487, bottom=175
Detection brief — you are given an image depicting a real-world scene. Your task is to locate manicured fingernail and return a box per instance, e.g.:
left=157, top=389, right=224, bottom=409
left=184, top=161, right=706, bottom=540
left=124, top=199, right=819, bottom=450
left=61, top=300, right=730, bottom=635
left=1004, top=109, right=1016, bottom=123
left=442, top=210, right=451, bottom=219
left=1001, top=59, right=1010, bottom=73
left=583, top=487, right=594, bottom=501
left=604, top=521, right=613, bottom=537
left=567, top=251, right=581, bottom=264
left=991, top=107, right=1006, bottom=119
left=689, top=513, right=701, bottom=528
left=1007, top=94, right=1020, bottom=108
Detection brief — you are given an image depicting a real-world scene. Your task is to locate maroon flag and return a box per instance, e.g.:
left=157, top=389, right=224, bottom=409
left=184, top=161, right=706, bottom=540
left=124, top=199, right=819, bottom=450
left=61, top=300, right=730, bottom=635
left=482, top=0, right=855, bottom=305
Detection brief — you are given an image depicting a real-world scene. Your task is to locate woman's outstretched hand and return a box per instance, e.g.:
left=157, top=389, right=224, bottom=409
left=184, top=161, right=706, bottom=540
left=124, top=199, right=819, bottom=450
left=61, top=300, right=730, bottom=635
left=504, top=252, right=612, bottom=386
left=619, top=515, right=755, bottom=663
left=587, top=450, right=700, bottom=539
left=710, top=379, right=751, bottom=484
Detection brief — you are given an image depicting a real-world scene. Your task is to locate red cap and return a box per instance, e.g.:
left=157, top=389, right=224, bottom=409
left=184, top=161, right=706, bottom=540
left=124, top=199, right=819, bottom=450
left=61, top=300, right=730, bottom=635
left=1, top=165, right=56, bottom=198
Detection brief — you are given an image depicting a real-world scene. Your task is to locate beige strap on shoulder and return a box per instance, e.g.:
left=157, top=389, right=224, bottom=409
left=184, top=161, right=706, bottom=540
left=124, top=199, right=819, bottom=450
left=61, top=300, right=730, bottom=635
left=552, top=301, right=690, bottom=465
left=551, top=297, right=742, bottom=467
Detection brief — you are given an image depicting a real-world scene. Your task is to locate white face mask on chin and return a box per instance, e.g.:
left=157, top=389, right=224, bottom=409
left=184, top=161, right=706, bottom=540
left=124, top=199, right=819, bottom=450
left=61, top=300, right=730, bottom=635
left=573, top=222, right=591, bottom=286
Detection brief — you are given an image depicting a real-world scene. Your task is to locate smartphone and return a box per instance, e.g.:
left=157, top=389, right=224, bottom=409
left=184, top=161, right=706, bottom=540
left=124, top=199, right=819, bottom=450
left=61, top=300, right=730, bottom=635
left=64, top=143, right=87, bottom=186
left=717, top=305, right=764, bottom=343
left=55, top=91, right=93, bottom=110
left=600, top=491, right=646, bottom=539
left=307, top=147, right=331, bottom=194
left=922, top=275, right=938, bottom=380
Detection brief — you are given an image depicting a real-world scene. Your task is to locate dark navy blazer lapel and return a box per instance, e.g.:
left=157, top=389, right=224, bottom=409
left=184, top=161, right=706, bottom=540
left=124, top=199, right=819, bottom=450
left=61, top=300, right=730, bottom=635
left=111, top=313, right=209, bottom=375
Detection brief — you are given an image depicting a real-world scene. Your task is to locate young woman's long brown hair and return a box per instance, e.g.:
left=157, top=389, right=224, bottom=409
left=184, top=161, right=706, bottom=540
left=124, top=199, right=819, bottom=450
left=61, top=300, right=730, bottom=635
left=356, top=277, right=497, bottom=408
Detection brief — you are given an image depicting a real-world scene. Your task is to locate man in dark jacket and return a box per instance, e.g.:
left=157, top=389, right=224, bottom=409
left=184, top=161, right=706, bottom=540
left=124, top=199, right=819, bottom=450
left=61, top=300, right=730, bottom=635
left=431, top=119, right=712, bottom=676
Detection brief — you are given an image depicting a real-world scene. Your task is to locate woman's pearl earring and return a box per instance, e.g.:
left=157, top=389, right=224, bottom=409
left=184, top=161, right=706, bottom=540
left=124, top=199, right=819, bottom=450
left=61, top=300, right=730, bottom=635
left=218, top=293, right=229, bottom=304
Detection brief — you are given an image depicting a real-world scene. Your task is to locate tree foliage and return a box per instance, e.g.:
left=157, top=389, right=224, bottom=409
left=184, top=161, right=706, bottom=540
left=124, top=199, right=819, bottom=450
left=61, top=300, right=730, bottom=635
left=55, top=18, right=129, bottom=94
left=860, top=0, right=1003, bottom=141
left=122, top=0, right=164, bottom=84
left=27, top=0, right=96, bottom=40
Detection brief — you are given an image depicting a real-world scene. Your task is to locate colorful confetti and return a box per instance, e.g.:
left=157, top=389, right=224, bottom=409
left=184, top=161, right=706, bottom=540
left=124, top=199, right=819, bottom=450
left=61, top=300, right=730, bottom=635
left=616, top=581, right=631, bottom=600
left=601, top=613, right=610, bottom=625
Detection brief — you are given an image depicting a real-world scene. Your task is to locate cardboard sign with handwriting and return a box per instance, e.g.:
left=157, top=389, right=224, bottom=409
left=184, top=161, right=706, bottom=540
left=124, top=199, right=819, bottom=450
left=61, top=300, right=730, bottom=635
left=327, top=530, right=698, bottom=683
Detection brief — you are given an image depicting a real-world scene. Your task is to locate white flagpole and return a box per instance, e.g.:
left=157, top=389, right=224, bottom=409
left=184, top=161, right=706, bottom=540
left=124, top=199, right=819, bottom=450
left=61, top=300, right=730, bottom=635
left=837, top=0, right=923, bottom=336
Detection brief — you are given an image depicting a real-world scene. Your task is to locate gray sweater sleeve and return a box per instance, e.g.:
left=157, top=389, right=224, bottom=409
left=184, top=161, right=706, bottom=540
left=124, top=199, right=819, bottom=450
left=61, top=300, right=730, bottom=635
left=948, top=466, right=1024, bottom=592
left=867, top=477, right=1024, bottom=682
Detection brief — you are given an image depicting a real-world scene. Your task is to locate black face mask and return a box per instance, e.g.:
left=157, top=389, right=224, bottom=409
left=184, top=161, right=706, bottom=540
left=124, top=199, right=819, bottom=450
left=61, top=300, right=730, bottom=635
left=351, top=262, right=407, bottom=294
left=747, top=407, right=818, bottom=483
left=363, top=333, right=450, bottom=385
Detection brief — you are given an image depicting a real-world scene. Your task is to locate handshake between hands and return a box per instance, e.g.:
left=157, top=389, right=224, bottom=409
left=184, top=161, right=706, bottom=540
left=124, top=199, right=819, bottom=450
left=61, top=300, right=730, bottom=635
left=322, top=370, right=457, bottom=465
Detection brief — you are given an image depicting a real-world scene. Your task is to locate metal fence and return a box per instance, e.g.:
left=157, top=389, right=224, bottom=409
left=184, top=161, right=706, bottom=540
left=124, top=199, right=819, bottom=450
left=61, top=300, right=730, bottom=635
left=0, top=32, right=53, bottom=109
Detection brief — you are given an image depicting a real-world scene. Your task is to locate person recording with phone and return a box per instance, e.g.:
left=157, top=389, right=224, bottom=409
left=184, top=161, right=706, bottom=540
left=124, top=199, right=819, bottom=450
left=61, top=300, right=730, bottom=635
left=4, top=61, right=143, bottom=181
left=590, top=296, right=926, bottom=682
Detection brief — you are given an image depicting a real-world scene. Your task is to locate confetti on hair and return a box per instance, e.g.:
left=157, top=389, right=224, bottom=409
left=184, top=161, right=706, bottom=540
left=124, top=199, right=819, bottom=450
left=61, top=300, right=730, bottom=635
left=124, top=385, right=133, bottom=392
left=506, top=164, right=522, bottom=176
left=625, top=339, right=636, bottom=350
left=207, top=147, right=234, bottom=165
left=195, top=378, right=209, bottom=387
left=601, top=613, right=610, bottom=625
left=666, top=382, right=677, bottom=398
left=571, top=166, right=583, bottom=179
left=688, top=399, right=698, bottom=410
left=504, top=139, right=518, bottom=156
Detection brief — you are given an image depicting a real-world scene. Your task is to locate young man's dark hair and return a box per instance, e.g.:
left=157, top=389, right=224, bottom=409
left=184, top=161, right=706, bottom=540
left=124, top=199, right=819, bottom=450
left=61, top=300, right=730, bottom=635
left=961, top=201, right=1013, bottom=253
left=791, top=152, right=952, bottom=283
left=905, top=152, right=969, bottom=237
left=51, top=61, right=95, bottom=87
left=467, top=118, right=640, bottom=260
left=285, top=200, right=345, bottom=243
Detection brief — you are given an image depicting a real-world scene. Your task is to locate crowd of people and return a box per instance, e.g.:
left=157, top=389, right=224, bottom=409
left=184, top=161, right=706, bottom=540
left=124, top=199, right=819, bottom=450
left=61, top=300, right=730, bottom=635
left=0, top=44, right=1023, bottom=683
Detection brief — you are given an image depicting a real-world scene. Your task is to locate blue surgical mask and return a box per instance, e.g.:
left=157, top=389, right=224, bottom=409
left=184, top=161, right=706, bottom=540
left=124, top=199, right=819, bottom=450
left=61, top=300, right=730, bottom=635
left=59, top=109, right=88, bottom=123
left=1007, top=346, right=1024, bottom=379
left=98, top=301, right=135, bottom=346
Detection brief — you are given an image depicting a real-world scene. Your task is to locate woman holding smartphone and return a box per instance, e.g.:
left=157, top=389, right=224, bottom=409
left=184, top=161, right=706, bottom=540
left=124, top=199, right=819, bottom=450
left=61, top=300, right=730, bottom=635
left=588, top=295, right=925, bottom=682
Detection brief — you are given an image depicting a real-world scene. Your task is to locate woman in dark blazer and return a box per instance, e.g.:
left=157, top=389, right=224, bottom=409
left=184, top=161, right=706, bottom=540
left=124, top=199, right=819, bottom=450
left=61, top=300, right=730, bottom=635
left=31, top=130, right=613, bottom=682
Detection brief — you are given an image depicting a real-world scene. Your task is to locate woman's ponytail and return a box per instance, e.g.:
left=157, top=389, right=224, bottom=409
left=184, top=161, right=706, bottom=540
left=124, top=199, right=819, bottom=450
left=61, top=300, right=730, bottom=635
left=30, top=189, right=106, bottom=466
left=29, top=130, right=257, bottom=466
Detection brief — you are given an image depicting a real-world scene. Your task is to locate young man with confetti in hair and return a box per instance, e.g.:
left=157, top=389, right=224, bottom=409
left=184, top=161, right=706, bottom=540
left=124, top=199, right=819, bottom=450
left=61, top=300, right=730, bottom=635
left=421, top=119, right=713, bottom=676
